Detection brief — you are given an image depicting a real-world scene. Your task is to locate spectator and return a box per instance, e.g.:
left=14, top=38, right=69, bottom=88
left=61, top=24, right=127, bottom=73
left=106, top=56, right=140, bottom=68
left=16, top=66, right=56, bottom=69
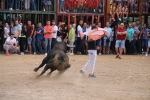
left=82, top=22, right=87, bottom=54
left=10, top=22, right=15, bottom=35
left=63, top=25, right=69, bottom=40
left=142, top=0, right=148, bottom=13
left=15, top=0, right=20, bottom=10
left=122, top=4, right=128, bottom=19
left=27, top=21, right=33, bottom=54
left=3, top=34, right=19, bottom=56
left=132, top=22, right=140, bottom=54
left=115, top=23, right=127, bottom=59
left=43, top=20, right=53, bottom=56
left=76, top=19, right=83, bottom=54
left=126, top=23, right=134, bottom=54
left=20, top=23, right=26, bottom=55
left=57, top=22, right=62, bottom=37
left=96, top=22, right=102, bottom=55
left=141, top=23, right=148, bottom=54
left=67, top=24, right=75, bottom=55
left=130, top=0, right=137, bottom=13
left=136, top=20, right=142, bottom=54
left=116, top=2, right=122, bottom=21
left=4, top=23, right=10, bottom=43
left=14, top=20, right=22, bottom=41
left=25, top=0, right=30, bottom=10
left=98, top=1, right=103, bottom=13
left=51, top=20, right=58, bottom=49
left=0, top=21, right=3, bottom=51
left=103, top=22, right=113, bottom=54
left=32, top=24, right=36, bottom=54
left=36, top=23, right=44, bottom=55
left=8, top=0, right=14, bottom=10
left=59, top=0, right=65, bottom=12
left=110, top=2, right=116, bottom=21
left=145, top=29, right=150, bottom=56
left=31, top=0, right=36, bottom=11
left=85, top=22, right=91, bottom=54
left=122, top=0, right=128, bottom=7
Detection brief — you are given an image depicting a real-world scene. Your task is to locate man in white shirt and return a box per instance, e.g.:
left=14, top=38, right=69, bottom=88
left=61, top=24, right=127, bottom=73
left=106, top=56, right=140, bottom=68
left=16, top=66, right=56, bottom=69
left=76, top=19, right=83, bottom=54
left=3, top=34, right=19, bottom=56
left=51, top=20, right=58, bottom=49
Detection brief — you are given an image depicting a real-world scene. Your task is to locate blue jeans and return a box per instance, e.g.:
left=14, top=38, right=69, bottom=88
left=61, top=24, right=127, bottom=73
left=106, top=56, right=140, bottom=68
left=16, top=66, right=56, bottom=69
left=32, top=37, right=36, bottom=53
left=36, top=39, right=42, bottom=53
left=142, top=39, right=148, bottom=52
left=131, top=4, right=137, bottom=12
left=115, top=40, right=125, bottom=48
left=76, top=37, right=82, bottom=52
left=15, top=0, right=20, bottom=9
left=8, top=0, right=14, bottom=8
left=44, top=38, right=52, bottom=53
left=132, top=39, right=137, bottom=53
left=69, top=42, right=74, bottom=51
left=31, top=0, right=36, bottom=10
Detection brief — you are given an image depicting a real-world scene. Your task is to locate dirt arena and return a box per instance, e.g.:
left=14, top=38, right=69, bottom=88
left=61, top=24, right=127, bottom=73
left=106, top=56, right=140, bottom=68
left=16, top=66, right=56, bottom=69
left=0, top=54, right=150, bottom=100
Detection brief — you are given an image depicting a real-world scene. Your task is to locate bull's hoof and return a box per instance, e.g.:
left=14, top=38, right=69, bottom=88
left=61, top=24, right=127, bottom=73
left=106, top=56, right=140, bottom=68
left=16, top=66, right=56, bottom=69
left=33, top=68, right=38, bottom=72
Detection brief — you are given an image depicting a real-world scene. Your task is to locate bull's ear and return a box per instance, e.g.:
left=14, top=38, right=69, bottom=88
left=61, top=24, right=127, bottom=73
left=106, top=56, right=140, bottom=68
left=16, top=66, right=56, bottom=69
left=67, top=44, right=75, bottom=48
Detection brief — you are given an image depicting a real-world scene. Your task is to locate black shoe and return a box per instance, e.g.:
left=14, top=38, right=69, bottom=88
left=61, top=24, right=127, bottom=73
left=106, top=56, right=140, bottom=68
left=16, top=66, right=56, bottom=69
left=79, top=70, right=84, bottom=75
left=89, top=74, right=96, bottom=78
left=116, top=55, right=119, bottom=58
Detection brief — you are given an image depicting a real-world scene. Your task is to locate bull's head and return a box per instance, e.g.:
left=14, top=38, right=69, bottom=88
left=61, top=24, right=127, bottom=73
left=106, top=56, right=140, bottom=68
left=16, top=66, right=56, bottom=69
left=53, top=40, right=75, bottom=53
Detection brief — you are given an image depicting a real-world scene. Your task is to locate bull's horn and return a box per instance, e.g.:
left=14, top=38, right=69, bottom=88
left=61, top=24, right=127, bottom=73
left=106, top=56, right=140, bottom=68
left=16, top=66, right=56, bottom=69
left=67, top=44, right=75, bottom=48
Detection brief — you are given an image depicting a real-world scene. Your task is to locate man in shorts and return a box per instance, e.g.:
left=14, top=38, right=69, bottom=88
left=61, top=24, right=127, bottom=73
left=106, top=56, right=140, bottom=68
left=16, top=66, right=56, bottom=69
left=115, top=23, right=127, bottom=59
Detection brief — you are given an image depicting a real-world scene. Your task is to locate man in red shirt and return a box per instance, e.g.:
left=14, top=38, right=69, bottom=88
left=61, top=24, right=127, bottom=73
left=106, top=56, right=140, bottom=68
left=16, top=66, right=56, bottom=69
left=27, top=21, right=33, bottom=54
left=44, top=20, right=53, bottom=56
left=115, top=23, right=127, bottom=59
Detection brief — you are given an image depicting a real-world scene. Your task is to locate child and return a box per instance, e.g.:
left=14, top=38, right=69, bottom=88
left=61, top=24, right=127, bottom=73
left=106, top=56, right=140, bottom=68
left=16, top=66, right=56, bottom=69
left=116, top=2, right=122, bottom=21
left=110, top=2, right=116, bottom=21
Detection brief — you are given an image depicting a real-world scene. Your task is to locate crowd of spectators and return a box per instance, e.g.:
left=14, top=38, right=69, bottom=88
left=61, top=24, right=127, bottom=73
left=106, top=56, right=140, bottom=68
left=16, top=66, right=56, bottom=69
left=59, top=0, right=104, bottom=13
left=110, top=0, right=150, bottom=21
left=0, top=0, right=54, bottom=11
left=0, top=19, right=150, bottom=57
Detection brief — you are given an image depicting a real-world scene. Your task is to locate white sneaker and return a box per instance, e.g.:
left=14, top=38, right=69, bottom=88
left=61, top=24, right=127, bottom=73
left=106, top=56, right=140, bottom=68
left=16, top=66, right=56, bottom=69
left=66, top=52, right=70, bottom=55
left=98, top=53, right=101, bottom=55
left=21, top=52, right=24, bottom=55
left=145, top=53, right=148, bottom=56
left=34, top=52, right=36, bottom=55
left=45, top=53, right=47, bottom=56
left=70, top=53, right=74, bottom=55
left=9, top=8, right=13, bottom=10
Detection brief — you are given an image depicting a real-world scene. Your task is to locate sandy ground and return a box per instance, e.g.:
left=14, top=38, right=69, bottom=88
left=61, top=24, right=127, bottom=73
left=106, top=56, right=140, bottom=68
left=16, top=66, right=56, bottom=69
left=0, top=54, right=150, bottom=100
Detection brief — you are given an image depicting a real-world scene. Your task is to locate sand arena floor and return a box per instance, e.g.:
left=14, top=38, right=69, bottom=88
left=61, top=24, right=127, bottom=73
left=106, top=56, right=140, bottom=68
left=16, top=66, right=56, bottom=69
left=0, top=54, right=150, bottom=100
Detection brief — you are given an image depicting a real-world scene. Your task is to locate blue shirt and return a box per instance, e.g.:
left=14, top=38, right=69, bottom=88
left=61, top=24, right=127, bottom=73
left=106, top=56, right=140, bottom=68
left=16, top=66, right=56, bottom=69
left=142, top=28, right=148, bottom=39
left=36, top=27, right=44, bottom=40
left=103, top=27, right=112, bottom=40
left=133, top=26, right=140, bottom=40
left=127, top=28, right=134, bottom=40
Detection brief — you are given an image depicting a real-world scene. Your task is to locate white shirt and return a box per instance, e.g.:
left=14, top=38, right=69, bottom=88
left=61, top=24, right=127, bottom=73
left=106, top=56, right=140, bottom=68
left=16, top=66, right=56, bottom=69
left=77, top=25, right=82, bottom=37
left=4, top=27, right=10, bottom=38
left=5, top=37, right=17, bottom=45
left=52, top=25, right=58, bottom=38
left=85, top=26, right=91, bottom=40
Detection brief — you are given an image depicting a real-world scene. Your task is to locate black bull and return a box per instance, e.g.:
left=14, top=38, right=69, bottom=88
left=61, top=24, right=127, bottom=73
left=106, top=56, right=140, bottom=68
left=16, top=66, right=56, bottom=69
left=33, top=41, right=74, bottom=77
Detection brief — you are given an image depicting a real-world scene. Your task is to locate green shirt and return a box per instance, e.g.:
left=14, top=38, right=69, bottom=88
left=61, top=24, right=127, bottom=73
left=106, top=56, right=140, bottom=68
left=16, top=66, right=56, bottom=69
left=69, top=28, right=75, bottom=42
left=127, top=28, right=134, bottom=40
